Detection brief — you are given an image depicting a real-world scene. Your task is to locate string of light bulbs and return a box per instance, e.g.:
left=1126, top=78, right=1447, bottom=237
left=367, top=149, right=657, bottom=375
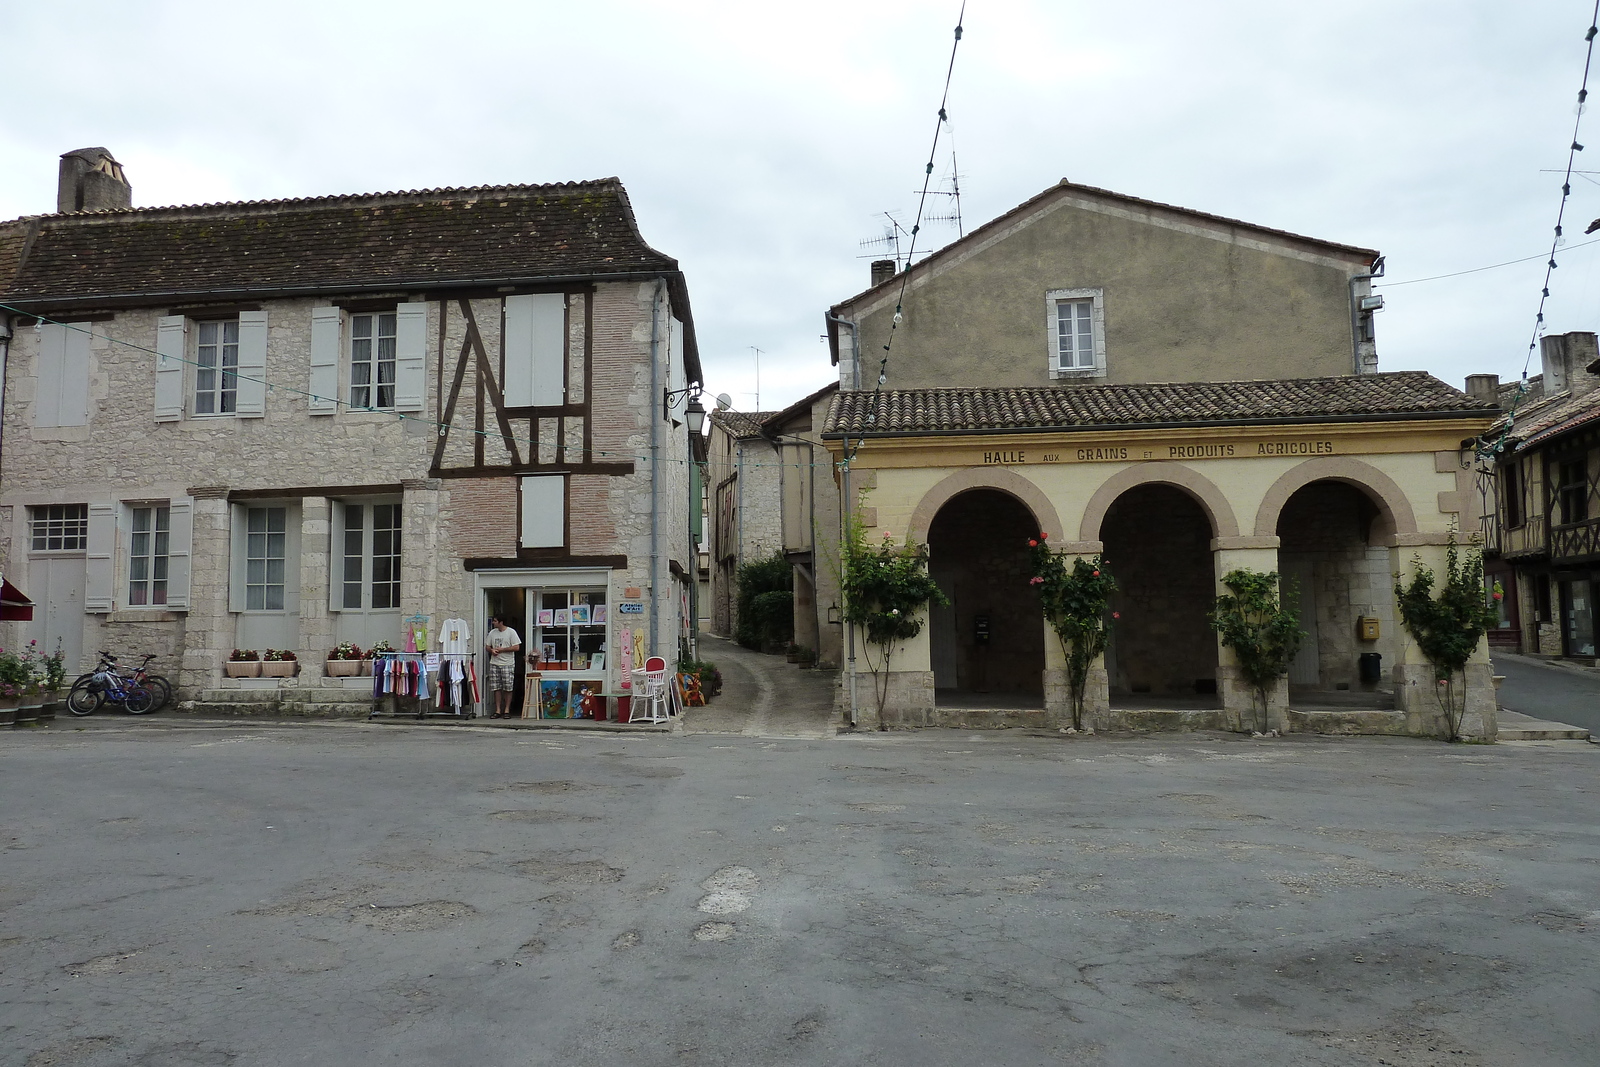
left=849, top=1, right=966, bottom=461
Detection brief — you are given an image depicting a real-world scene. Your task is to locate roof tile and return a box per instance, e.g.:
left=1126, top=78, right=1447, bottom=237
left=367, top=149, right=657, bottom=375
left=823, top=372, right=1494, bottom=435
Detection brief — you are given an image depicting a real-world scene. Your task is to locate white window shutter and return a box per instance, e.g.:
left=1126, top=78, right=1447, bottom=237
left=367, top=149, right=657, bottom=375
left=155, top=316, right=187, bottom=421
left=520, top=475, right=565, bottom=548
left=34, top=322, right=65, bottom=427
left=327, top=499, right=345, bottom=613
left=308, top=306, right=341, bottom=415
left=61, top=323, right=91, bottom=426
left=234, top=310, right=268, bottom=417
left=503, top=296, right=535, bottom=407
left=393, top=303, right=427, bottom=412
left=228, top=504, right=247, bottom=613
left=165, top=499, right=193, bottom=610
left=504, top=294, right=565, bottom=406
left=85, top=503, right=116, bottom=612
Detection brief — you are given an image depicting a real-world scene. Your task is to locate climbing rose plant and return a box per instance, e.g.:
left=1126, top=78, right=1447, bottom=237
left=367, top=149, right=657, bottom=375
left=1207, top=569, right=1305, bottom=735
left=842, top=525, right=948, bottom=729
left=1394, top=535, right=1499, bottom=742
left=1028, top=535, right=1116, bottom=732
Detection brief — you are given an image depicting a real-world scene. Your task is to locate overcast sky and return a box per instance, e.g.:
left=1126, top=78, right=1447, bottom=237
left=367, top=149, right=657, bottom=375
left=3, top=1, right=1597, bottom=412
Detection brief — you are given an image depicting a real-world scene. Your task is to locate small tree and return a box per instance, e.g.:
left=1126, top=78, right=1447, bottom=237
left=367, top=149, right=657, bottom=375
left=1029, top=537, right=1116, bottom=732
left=1394, top=536, right=1499, bottom=742
left=842, top=526, right=947, bottom=728
left=1208, top=569, right=1305, bottom=735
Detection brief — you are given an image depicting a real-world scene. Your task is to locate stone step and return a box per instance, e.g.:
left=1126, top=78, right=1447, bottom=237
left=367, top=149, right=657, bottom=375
left=1497, top=710, right=1591, bottom=741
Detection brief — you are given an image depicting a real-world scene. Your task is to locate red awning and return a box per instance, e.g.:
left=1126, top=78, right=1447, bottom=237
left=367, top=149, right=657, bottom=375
left=1, top=578, right=35, bottom=621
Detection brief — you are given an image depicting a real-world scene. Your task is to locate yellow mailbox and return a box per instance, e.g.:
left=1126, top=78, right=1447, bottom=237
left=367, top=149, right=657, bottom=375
left=1357, top=616, right=1380, bottom=641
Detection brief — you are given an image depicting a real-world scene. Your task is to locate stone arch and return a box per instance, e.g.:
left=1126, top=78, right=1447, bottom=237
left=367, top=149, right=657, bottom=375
left=908, top=467, right=1062, bottom=545
left=1077, top=462, right=1239, bottom=542
left=1254, top=457, right=1418, bottom=545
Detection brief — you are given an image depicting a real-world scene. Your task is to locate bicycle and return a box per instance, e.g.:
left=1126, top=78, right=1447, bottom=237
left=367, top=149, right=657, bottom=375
left=68, top=652, right=157, bottom=716
left=71, top=651, right=172, bottom=711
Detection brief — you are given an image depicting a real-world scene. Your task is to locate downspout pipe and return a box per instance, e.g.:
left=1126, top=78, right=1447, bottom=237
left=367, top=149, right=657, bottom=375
left=0, top=315, right=13, bottom=478
left=649, top=279, right=665, bottom=658
left=826, top=313, right=861, bottom=391
left=1348, top=255, right=1385, bottom=375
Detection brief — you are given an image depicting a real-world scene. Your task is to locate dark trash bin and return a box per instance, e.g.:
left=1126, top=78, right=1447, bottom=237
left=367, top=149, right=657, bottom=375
left=1358, top=652, right=1383, bottom=685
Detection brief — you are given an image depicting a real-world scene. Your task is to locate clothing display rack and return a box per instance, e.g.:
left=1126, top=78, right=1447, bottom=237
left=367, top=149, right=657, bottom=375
left=368, top=652, right=443, bottom=720
left=435, top=653, right=480, bottom=717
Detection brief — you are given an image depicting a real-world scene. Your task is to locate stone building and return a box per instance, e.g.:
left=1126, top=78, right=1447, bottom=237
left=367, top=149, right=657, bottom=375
left=819, top=180, right=1500, bottom=737
left=705, top=407, right=779, bottom=638
left=1476, top=332, right=1600, bottom=661
left=762, top=383, right=843, bottom=669
left=0, top=149, right=701, bottom=715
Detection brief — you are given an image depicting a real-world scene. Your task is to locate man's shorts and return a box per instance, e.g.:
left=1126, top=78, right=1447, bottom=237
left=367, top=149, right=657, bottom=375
left=487, top=662, right=517, bottom=692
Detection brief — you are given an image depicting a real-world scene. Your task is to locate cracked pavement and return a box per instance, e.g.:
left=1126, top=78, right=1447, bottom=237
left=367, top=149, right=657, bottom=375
left=1, top=717, right=1596, bottom=1065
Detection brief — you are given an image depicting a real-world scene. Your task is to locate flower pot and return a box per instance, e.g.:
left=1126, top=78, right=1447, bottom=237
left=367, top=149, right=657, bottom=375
left=325, top=659, right=361, bottom=678
left=38, top=690, right=58, bottom=721
left=0, top=697, right=18, bottom=727
left=360, top=660, right=374, bottom=676
left=225, top=661, right=261, bottom=678
left=259, top=661, right=296, bottom=678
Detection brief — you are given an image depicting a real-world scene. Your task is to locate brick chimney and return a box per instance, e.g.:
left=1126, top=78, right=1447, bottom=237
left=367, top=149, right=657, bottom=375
left=57, top=147, right=131, bottom=213
left=1464, top=373, right=1501, bottom=407
left=1540, top=331, right=1600, bottom=398
left=870, top=259, right=896, bottom=287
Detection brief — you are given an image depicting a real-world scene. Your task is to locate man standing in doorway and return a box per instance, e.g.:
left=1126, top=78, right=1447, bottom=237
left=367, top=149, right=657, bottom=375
left=486, top=615, right=521, bottom=718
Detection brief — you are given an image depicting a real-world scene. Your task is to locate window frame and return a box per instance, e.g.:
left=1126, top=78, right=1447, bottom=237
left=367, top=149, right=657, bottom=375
left=1503, top=458, right=1524, bottom=529
left=244, top=505, right=288, bottom=612
left=126, top=503, right=172, bottom=607
left=1045, top=287, right=1107, bottom=380
left=1553, top=456, right=1589, bottom=527
left=334, top=497, right=404, bottom=612
left=192, top=316, right=241, bottom=417
left=348, top=310, right=399, bottom=412
left=29, top=504, right=90, bottom=553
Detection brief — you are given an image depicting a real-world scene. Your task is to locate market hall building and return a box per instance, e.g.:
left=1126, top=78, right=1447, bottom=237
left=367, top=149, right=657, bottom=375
left=820, top=180, right=1501, bottom=738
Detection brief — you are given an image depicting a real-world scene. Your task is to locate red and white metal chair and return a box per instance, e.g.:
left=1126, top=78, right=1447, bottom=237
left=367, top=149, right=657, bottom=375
left=634, top=656, right=671, bottom=724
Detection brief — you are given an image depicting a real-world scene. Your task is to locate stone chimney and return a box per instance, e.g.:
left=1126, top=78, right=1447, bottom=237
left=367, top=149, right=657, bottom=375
left=1540, top=331, right=1600, bottom=398
left=57, top=148, right=131, bottom=213
left=870, top=259, right=896, bottom=287
left=1464, top=373, right=1500, bottom=407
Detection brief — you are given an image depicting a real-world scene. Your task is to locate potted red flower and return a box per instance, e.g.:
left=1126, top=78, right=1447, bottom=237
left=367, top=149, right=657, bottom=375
left=225, top=649, right=261, bottom=678
left=325, top=642, right=363, bottom=677
left=260, top=649, right=298, bottom=678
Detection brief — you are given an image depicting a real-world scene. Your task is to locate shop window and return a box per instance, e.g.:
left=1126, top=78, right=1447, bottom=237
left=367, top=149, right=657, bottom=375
left=527, top=587, right=608, bottom=718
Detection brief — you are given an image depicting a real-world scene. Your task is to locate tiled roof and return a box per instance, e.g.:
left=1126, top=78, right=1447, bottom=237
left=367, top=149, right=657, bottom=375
left=1497, top=384, right=1600, bottom=452
left=0, top=179, right=677, bottom=306
left=708, top=410, right=779, bottom=438
left=822, top=372, right=1495, bottom=436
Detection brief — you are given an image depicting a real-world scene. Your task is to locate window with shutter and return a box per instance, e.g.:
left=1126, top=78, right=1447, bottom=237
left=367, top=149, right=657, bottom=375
left=1045, top=288, right=1106, bottom=379
left=503, top=293, right=565, bottom=407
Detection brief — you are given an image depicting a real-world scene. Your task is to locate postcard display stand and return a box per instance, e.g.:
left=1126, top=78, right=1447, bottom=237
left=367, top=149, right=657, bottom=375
left=528, top=589, right=609, bottom=720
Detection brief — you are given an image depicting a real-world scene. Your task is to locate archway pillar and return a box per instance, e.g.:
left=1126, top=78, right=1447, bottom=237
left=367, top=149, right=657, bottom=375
left=1040, top=543, right=1110, bottom=728
left=847, top=619, right=935, bottom=729
left=1211, top=536, right=1289, bottom=734
left=1388, top=539, right=1498, bottom=740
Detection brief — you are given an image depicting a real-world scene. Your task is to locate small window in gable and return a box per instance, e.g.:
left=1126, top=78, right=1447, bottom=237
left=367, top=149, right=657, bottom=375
left=1046, top=288, right=1106, bottom=379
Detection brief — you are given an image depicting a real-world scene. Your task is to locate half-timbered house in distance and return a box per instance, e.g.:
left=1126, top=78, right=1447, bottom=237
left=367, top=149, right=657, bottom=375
left=0, top=149, right=701, bottom=715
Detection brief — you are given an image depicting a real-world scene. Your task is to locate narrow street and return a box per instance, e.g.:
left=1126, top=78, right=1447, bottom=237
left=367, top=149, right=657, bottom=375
left=1491, top=653, right=1600, bottom=736
left=679, top=634, right=838, bottom=739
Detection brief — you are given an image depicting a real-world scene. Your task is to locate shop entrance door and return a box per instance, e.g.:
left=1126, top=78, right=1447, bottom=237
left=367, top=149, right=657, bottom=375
left=1561, top=579, right=1596, bottom=657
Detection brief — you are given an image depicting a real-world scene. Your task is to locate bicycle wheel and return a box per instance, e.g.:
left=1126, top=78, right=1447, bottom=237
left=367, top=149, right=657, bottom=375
left=124, top=685, right=156, bottom=714
left=67, top=683, right=103, bottom=716
left=139, top=674, right=173, bottom=710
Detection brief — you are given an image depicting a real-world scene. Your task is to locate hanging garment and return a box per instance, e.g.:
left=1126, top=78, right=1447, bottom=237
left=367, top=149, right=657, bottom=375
left=440, top=619, right=472, bottom=656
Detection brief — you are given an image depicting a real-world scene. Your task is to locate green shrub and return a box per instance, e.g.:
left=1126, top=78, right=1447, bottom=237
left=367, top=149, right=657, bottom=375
left=735, top=552, right=793, bottom=650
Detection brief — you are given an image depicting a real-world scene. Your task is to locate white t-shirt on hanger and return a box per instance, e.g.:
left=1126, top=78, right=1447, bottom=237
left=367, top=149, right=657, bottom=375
left=440, top=618, right=473, bottom=656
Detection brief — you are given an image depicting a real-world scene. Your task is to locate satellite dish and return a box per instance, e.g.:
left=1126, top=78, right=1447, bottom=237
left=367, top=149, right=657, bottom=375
left=714, top=393, right=733, bottom=411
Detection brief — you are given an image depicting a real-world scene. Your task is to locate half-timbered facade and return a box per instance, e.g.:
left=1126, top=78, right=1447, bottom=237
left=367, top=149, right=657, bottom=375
left=1477, top=332, right=1600, bottom=661
left=0, top=151, right=701, bottom=713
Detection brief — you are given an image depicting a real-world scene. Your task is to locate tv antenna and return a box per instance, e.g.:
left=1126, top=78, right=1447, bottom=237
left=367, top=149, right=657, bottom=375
left=858, top=213, right=912, bottom=270
left=920, top=147, right=965, bottom=238
left=750, top=346, right=763, bottom=410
